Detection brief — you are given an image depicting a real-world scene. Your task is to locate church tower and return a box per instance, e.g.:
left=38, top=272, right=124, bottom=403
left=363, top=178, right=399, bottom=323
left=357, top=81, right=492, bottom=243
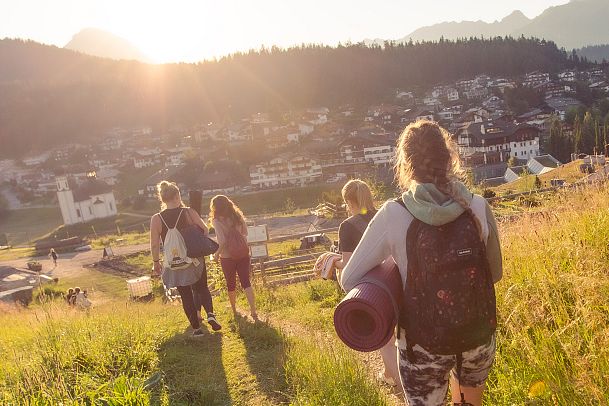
left=56, top=176, right=78, bottom=225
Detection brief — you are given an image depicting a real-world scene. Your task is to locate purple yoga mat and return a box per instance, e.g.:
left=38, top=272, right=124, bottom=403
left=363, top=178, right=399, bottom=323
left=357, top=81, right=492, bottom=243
left=334, top=260, right=402, bottom=352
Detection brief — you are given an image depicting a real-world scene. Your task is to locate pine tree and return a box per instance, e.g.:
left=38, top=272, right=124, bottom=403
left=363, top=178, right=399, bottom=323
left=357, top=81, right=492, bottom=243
left=582, top=112, right=596, bottom=154
left=595, top=118, right=601, bottom=155
left=574, top=114, right=583, bottom=154
left=549, top=117, right=562, bottom=158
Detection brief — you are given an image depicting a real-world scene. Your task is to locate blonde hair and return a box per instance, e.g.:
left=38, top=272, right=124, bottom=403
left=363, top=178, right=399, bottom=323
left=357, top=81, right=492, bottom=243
left=209, top=195, right=246, bottom=228
left=341, top=179, right=376, bottom=215
left=394, top=120, right=482, bottom=238
left=156, top=181, right=182, bottom=210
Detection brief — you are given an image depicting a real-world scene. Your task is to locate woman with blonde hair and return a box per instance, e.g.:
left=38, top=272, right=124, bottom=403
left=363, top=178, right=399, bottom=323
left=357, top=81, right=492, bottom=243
left=210, top=195, right=257, bottom=321
left=341, top=120, right=502, bottom=406
left=334, top=179, right=400, bottom=388
left=150, top=181, right=221, bottom=337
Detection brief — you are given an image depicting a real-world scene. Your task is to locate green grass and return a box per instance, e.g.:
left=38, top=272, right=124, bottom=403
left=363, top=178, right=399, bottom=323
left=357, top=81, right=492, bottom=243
left=92, top=232, right=150, bottom=250
left=48, top=213, right=150, bottom=241
left=493, top=160, right=587, bottom=194
left=0, top=298, right=388, bottom=405
left=0, top=207, right=63, bottom=246
left=247, top=186, right=609, bottom=404
left=3, top=185, right=609, bottom=404
left=0, top=246, right=36, bottom=261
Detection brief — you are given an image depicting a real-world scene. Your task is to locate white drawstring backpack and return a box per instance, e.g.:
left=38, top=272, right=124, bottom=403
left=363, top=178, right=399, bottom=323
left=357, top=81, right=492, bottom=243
left=159, top=209, right=192, bottom=271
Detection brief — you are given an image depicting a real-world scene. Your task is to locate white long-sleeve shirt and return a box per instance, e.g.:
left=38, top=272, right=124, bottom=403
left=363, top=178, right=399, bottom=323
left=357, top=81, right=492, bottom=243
left=339, top=195, right=502, bottom=348
left=340, top=195, right=501, bottom=292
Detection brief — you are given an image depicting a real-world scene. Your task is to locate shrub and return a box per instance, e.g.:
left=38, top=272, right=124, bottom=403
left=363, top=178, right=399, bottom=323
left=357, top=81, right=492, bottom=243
left=482, top=188, right=497, bottom=198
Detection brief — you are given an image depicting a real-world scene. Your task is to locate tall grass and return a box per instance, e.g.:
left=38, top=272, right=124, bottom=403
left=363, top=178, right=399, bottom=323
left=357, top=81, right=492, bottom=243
left=0, top=302, right=186, bottom=405
left=285, top=339, right=389, bottom=406
left=2, top=185, right=609, bottom=404
left=488, top=185, right=609, bottom=404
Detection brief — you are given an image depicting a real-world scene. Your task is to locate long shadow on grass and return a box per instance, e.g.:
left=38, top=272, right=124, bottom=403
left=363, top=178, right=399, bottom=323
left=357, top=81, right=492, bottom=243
left=234, top=316, right=289, bottom=404
left=157, top=329, right=230, bottom=405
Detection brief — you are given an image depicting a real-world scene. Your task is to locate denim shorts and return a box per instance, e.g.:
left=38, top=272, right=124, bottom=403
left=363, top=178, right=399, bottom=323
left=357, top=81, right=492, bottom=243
left=398, top=334, right=496, bottom=406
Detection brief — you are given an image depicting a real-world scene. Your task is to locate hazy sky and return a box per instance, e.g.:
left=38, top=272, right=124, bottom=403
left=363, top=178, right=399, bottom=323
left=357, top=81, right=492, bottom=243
left=1, top=0, right=569, bottom=62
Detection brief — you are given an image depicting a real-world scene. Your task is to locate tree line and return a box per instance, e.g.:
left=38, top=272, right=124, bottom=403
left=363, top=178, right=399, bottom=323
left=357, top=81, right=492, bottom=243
left=547, top=100, right=609, bottom=162
left=0, top=36, right=587, bottom=156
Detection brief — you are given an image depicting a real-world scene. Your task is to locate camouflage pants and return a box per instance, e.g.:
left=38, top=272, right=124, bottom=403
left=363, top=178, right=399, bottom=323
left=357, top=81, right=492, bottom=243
left=398, top=335, right=496, bottom=406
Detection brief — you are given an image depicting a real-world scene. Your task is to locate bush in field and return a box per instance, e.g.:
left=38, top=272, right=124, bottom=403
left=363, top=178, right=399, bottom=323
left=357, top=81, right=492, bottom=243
left=482, top=188, right=496, bottom=198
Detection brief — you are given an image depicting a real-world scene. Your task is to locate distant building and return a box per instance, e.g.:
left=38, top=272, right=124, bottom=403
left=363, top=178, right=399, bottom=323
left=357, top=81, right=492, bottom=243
left=56, top=174, right=117, bottom=225
left=523, top=71, right=550, bottom=88
left=545, top=97, right=583, bottom=120
left=250, top=154, right=322, bottom=188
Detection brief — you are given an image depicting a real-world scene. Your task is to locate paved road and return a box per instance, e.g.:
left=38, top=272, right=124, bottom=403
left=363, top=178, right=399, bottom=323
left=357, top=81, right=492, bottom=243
left=0, top=243, right=150, bottom=282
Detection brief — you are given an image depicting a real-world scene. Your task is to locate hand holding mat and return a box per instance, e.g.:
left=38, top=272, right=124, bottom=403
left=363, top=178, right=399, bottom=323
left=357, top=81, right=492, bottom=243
left=334, top=259, right=402, bottom=352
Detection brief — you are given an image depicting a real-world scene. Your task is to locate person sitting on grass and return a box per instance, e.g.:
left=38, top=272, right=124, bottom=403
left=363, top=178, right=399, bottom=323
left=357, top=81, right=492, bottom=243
left=341, top=120, right=502, bottom=406
left=65, top=288, right=75, bottom=305
left=150, top=181, right=221, bottom=337
left=75, top=289, right=92, bottom=309
left=209, top=195, right=258, bottom=322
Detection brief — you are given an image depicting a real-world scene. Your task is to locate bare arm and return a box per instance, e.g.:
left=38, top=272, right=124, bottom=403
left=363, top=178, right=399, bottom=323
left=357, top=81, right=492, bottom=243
left=340, top=205, right=391, bottom=292
left=187, top=208, right=209, bottom=235
left=334, top=252, right=352, bottom=270
left=212, top=219, right=226, bottom=257
left=150, top=214, right=162, bottom=275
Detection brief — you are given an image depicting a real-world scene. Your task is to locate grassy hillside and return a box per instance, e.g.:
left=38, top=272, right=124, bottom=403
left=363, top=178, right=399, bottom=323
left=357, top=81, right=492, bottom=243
left=492, top=160, right=586, bottom=194
left=1, top=185, right=609, bottom=404
left=0, top=207, right=63, bottom=246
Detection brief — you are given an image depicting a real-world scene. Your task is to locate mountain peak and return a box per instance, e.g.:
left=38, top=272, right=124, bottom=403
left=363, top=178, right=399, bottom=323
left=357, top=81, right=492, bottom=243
left=64, top=28, right=149, bottom=62
left=502, top=10, right=528, bottom=22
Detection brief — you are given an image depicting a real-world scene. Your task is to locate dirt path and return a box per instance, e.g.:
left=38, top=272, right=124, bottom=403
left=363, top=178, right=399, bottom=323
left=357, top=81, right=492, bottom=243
left=0, top=243, right=149, bottom=282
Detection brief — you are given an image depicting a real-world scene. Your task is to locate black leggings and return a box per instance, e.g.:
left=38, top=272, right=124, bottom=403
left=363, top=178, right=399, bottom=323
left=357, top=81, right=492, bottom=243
left=176, top=264, right=214, bottom=329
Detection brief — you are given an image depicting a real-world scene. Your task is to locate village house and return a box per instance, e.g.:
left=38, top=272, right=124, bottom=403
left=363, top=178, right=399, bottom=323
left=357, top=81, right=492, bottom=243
left=457, top=120, right=542, bottom=182
left=558, top=70, right=577, bottom=82
left=545, top=97, right=583, bottom=120
left=249, top=154, right=323, bottom=188
left=133, top=152, right=157, bottom=169
left=488, top=78, right=515, bottom=93
left=456, top=78, right=475, bottom=91
left=503, top=154, right=561, bottom=183
left=523, top=71, right=550, bottom=88
left=337, top=135, right=395, bottom=166
left=464, top=86, right=489, bottom=100
left=228, top=122, right=252, bottom=143
left=400, top=108, right=435, bottom=125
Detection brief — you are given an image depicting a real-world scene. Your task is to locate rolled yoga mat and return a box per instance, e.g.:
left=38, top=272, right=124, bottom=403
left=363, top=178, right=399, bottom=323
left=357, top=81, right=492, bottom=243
left=334, top=260, right=402, bottom=352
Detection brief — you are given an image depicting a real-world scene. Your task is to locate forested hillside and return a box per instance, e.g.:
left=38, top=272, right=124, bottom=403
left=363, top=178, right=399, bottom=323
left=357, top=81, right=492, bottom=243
left=0, top=37, right=580, bottom=156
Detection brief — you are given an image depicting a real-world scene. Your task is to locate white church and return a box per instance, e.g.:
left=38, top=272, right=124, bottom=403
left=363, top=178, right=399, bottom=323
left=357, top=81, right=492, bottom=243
left=56, top=173, right=118, bottom=225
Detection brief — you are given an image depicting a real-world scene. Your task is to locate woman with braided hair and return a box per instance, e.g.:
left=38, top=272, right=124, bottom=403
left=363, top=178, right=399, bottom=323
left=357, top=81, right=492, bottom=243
left=340, top=120, right=502, bottom=406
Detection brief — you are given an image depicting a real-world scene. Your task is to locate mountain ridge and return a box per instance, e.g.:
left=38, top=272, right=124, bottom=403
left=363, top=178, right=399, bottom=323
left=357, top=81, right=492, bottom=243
left=388, top=0, right=609, bottom=50
left=64, top=28, right=149, bottom=62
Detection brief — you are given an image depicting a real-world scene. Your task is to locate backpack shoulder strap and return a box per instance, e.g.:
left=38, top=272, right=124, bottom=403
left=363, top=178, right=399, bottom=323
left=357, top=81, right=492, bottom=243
left=173, top=208, right=184, bottom=230
left=158, top=213, right=170, bottom=230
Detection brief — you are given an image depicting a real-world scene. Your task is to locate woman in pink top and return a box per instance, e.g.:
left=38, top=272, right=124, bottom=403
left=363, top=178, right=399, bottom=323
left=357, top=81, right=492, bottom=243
left=210, top=195, right=258, bottom=321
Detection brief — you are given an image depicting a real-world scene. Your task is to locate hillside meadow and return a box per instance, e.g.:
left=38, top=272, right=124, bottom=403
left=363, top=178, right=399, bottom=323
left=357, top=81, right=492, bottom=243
left=1, top=184, right=608, bottom=404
